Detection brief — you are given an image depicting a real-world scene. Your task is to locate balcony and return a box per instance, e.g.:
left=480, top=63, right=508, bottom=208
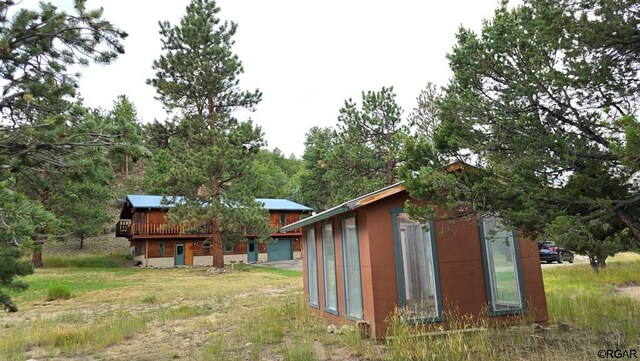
left=116, top=220, right=130, bottom=237
left=115, top=220, right=212, bottom=237
left=115, top=219, right=300, bottom=238
left=270, top=221, right=301, bottom=234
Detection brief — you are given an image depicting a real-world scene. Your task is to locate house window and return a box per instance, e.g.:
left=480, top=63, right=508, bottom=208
left=306, top=227, right=319, bottom=308
left=341, top=216, right=363, bottom=320
left=480, top=216, right=526, bottom=315
left=159, top=242, right=165, bottom=257
left=392, top=211, right=442, bottom=322
left=224, top=242, right=233, bottom=253
left=203, top=241, right=212, bottom=255
left=279, top=213, right=286, bottom=226
left=322, top=222, right=338, bottom=314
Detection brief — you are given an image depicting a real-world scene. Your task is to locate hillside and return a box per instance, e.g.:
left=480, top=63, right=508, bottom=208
left=44, top=234, right=130, bottom=257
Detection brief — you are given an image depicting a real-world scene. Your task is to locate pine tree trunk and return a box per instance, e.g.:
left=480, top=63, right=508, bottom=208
left=588, top=254, right=608, bottom=272
left=208, top=96, right=224, bottom=269
left=80, top=234, right=84, bottom=249
left=124, top=154, right=129, bottom=176
left=615, top=208, right=640, bottom=242
left=385, top=159, right=395, bottom=185
left=33, top=191, right=49, bottom=268
left=211, top=218, right=224, bottom=268
left=32, top=236, right=45, bottom=268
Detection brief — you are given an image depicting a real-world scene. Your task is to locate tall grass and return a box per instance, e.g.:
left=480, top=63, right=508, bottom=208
left=0, top=314, right=148, bottom=358
left=201, top=295, right=329, bottom=361
left=4, top=252, right=638, bottom=360
left=544, top=258, right=640, bottom=346
left=231, top=263, right=302, bottom=278
left=385, top=310, right=496, bottom=361
left=380, top=255, right=640, bottom=360
left=46, top=284, right=72, bottom=300
left=0, top=304, right=209, bottom=358
left=44, top=253, right=131, bottom=268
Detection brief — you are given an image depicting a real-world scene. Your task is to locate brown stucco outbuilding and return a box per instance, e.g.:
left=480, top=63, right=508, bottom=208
left=281, top=174, right=548, bottom=339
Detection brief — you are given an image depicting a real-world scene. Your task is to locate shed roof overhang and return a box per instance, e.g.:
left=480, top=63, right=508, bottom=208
left=280, top=182, right=406, bottom=232
left=281, top=161, right=476, bottom=232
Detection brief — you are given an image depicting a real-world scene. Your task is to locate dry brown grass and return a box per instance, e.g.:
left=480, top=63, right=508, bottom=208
left=2, top=252, right=639, bottom=360
left=0, top=266, right=316, bottom=360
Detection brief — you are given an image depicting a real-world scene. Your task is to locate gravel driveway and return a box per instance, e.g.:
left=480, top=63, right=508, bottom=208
left=254, top=259, right=303, bottom=271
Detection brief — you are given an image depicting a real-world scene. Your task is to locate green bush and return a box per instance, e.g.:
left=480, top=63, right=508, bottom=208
left=142, top=294, right=157, bottom=304
left=47, top=285, right=72, bottom=301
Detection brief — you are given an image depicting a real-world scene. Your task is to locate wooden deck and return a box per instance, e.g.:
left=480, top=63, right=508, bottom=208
left=116, top=220, right=302, bottom=238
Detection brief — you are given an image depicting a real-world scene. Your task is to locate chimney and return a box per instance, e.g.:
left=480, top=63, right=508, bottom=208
left=197, top=184, right=207, bottom=198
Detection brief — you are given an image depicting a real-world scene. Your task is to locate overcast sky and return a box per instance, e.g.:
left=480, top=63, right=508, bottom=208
left=72, top=0, right=502, bottom=157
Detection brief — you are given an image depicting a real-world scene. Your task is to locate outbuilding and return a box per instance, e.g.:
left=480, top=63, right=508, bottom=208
left=281, top=166, right=548, bottom=339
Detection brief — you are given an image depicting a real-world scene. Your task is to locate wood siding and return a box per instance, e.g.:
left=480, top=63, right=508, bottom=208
left=137, top=239, right=208, bottom=265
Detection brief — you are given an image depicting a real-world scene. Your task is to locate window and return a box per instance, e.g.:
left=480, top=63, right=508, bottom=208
left=392, top=211, right=442, bottom=322
left=279, top=213, right=286, bottom=225
left=224, top=242, right=233, bottom=253
left=159, top=242, right=165, bottom=257
left=341, top=216, right=363, bottom=320
left=322, top=222, right=338, bottom=314
left=203, top=241, right=212, bottom=255
left=480, top=217, right=526, bottom=315
left=306, top=227, right=319, bottom=307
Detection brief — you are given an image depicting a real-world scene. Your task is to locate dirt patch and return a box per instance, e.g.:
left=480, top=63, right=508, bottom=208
left=618, top=285, right=640, bottom=299
left=204, top=267, right=235, bottom=276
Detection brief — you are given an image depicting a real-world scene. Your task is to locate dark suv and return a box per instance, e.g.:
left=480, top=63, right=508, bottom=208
left=538, top=241, right=574, bottom=264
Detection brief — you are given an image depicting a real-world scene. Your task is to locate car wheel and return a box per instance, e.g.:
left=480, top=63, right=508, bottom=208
left=567, top=254, right=574, bottom=264
left=557, top=253, right=564, bottom=264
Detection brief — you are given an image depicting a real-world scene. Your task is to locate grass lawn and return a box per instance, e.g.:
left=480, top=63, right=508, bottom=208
left=0, top=253, right=639, bottom=360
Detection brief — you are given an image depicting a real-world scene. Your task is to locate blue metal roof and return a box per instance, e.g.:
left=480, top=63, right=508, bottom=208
left=126, top=195, right=185, bottom=208
left=255, top=198, right=313, bottom=211
left=127, top=195, right=312, bottom=212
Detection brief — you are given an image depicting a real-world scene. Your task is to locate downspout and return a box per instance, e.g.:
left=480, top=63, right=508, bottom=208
left=145, top=240, right=149, bottom=267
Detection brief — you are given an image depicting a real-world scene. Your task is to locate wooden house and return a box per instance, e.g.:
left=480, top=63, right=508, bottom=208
left=281, top=169, right=548, bottom=338
left=116, top=195, right=313, bottom=267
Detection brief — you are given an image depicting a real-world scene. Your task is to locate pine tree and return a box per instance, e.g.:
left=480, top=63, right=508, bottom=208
left=109, top=95, right=144, bottom=176
left=0, top=183, right=54, bottom=311
left=149, top=0, right=269, bottom=268
left=299, top=127, right=335, bottom=211
left=403, top=0, right=640, bottom=270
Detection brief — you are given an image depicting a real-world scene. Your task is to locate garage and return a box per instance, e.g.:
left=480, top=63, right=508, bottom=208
left=268, top=238, right=293, bottom=261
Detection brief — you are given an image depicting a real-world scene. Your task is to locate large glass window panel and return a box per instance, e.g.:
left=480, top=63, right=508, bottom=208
left=395, top=213, right=440, bottom=320
left=306, top=228, right=319, bottom=307
left=322, top=223, right=338, bottom=313
left=342, top=217, right=363, bottom=319
left=481, top=217, right=524, bottom=312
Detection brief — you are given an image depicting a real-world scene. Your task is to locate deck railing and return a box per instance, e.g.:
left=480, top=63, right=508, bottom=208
left=116, top=220, right=301, bottom=237
left=270, top=221, right=301, bottom=234
left=115, top=220, right=130, bottom=237
left=115, top=220, right=212, bottom=236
